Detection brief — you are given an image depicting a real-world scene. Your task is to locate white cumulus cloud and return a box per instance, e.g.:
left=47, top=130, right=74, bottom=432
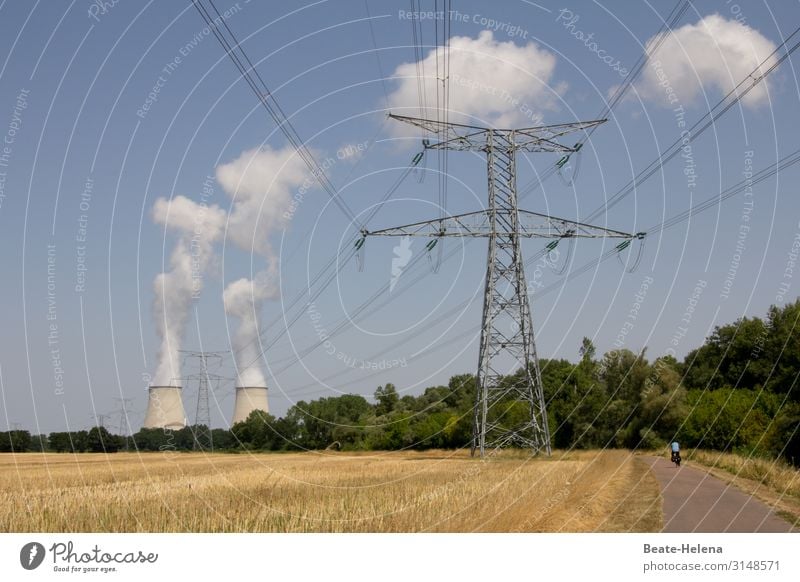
left=388, top=30, right=563, bottom=129
left=637, top=14, right=778, bottom=107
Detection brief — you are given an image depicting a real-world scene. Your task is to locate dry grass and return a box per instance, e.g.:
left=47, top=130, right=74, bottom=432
left=0, top=449, right=661, bottom=533
left=685, top=449, right=800, bottom=526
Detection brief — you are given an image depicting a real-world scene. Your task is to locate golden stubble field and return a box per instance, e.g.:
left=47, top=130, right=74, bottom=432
left=0, top=449, right=661, bottom=532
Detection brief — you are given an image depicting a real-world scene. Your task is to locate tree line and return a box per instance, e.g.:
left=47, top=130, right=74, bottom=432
left=4, top=299, right=798, bottom=465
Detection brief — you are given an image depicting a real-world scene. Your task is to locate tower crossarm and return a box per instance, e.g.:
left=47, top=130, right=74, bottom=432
left=388, top=114, right=606, bottom=152
left=517, top=209, right=640, bottom=239
left=512, top=121, right=606, bottom=152
left=362, top=209, right=641, bottom=240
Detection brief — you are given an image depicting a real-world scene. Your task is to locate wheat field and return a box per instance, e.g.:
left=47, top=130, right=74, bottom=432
left=0, top=449, right=661, bottom=532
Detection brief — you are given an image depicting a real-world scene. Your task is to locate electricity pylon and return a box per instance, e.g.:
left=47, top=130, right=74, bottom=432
left=363, top=114, right=643, bottom=457
left=113, top=397, right=134, bottom=450
left=181, top=350, right=227, bottom=451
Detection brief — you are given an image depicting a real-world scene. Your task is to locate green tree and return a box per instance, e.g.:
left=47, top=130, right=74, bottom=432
left=210, top=428, right=234, bottom=450
left=444, top=374, right=475, bottom=411
left=631, top=358, right=688, bottom=448
left=763, top=300, right=800, bottom=397
left=132, top=428, right=173, bottom=451
left=374, top=383, right=399, bottom=416
left=30, top=434, right=48, bottom=452
left=682, top=388, right=780, bottom=452
left=574, top=349, right=650, bottom=448
left=231, top=410, right=269, bottom=449
left=289, top=394, right=372, bottom=449
left=411, top=411, right=453, bottom=449
left=47, top=432, right=72, bottom=452
left=541, top=358, right=581, bottom=448
left=173, top=426, right=196, bottom=450
left=0, top=430, right=31, bottom=452
left=683, top=316, right=769, bottom=391
left=764, top=404, right=800, bottom=466
left=579, top=337, right=596, bottom=363
left=87, top=426, right=120, bottom=453
left=366, top=411, right=413, bottom=450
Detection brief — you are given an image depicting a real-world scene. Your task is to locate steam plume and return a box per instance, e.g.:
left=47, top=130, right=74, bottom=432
left=216, top=146, right=310, bottom=385
left=223, top=275, right=272, bottom=386
left=151, top=194, right=225, bottom=385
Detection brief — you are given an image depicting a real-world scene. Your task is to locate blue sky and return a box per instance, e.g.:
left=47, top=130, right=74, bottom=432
left=1, top=0, right=799, bottom=433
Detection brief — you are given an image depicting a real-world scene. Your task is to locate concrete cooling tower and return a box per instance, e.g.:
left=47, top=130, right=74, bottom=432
left=232, top=386, right=269, bottom=425
left=142, top=385, right=187, bottom=430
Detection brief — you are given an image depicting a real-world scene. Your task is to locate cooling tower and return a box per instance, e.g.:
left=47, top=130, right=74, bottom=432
left=232, top=386, right=269, bottom=425
left=142, top=386, right=187, bottom=430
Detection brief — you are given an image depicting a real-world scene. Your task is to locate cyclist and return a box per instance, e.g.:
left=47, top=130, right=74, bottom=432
left=670, top=441, right=681, bottom=466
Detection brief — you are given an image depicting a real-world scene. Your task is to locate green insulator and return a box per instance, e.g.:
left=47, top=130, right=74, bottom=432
left=425, top=239, right=438, bottom=251
left=354, top=237, right=365, bottom=250
left=556, top=155, right=570, bottom=168
left=546, top=240, right=559, bottom=251
left=411, top=152, right=424, bottom=165
left=616, top=240, right=631, bottom=251
left=574, top=142, right=583, bottom=152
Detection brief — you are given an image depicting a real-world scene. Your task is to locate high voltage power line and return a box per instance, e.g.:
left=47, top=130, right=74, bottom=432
left=266, top=141, right=800, bottom=400
left=191, top=0, right=360, bottom=226
left=201, top=0, right=693, bottom=383
left=190, top=1, right=800, bottom=416
left=519, top=0, right=690, bottom=192
left=191, top=0, right=426, bottom=372
left=256, top=70, right=794, bottom=396
left=583, top=23, right=800, bottom=223
left=285, top=145, right=800, bottom=400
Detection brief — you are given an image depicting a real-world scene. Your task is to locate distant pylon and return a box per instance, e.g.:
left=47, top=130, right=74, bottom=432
left=181, top=350, right=227, bottom=451
left=194, top=373, right=211, bottom=450
left=113, top=397, right=134, bottom=450
left=91, top=413, right=109, bottom=429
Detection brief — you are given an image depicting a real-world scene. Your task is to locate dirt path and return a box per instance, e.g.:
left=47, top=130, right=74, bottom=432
left=642, top=456, right=795, bottom=532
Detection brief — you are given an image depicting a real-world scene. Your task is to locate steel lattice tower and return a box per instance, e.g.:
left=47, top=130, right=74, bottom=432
left=193, top=373, right=212, bottom=450
left=113, top=397, right=134, bottom=450
left=181, top=350, right=226, bottom=451
left=363, top=115, right=642, bottom=457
